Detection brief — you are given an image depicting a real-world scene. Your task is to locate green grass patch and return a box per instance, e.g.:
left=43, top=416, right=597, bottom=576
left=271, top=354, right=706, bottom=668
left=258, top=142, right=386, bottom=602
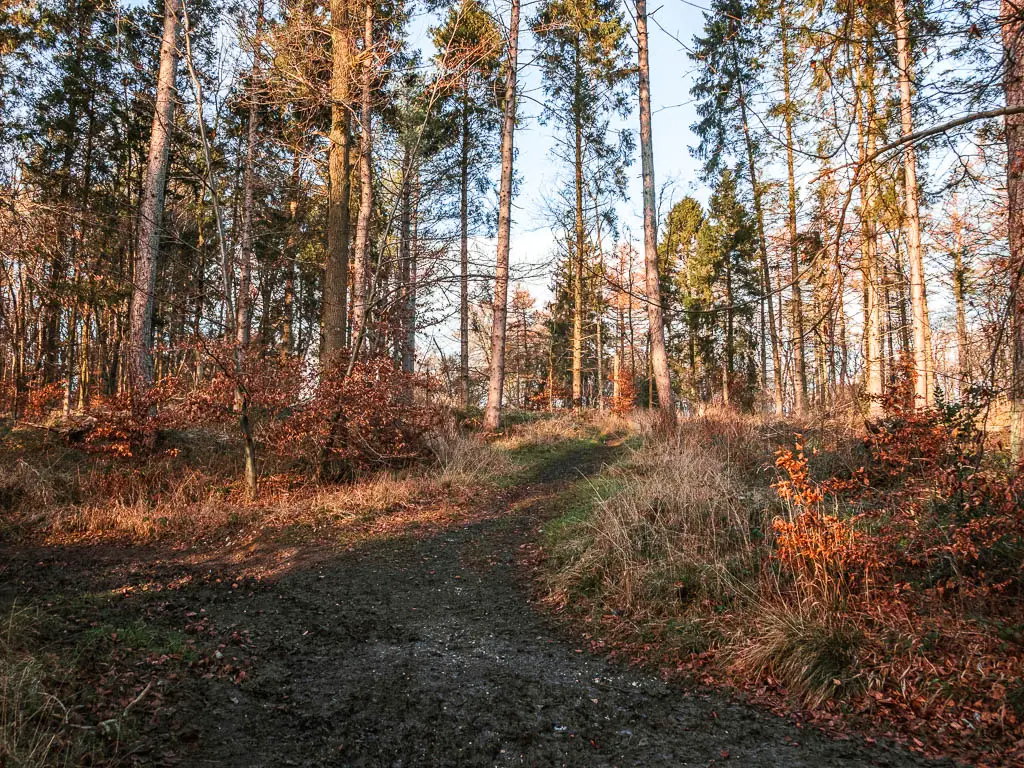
left=542, top=473, right=627, bottom=546
left=81, top=619, right=192, bottom=659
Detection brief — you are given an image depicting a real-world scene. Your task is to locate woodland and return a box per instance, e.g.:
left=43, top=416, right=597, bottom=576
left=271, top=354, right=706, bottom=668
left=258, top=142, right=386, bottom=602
left=1, top=0, right=1024, bottom=765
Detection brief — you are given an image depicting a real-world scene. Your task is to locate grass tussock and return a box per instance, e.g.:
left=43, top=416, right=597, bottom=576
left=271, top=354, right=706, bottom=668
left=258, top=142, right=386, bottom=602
left=0, top=608, right=65, bottom=768
left=548, top=438, right=765, bottom=619
left=543, top=399, right=1024, bottom=767
left=731, top=592, right=864, bottom=707
left=427, top=423, right=515, bottom=484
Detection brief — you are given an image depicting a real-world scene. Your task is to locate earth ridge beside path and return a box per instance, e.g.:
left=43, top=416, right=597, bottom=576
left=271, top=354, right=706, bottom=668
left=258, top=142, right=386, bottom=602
left=189, top=439, right=947, bottom=768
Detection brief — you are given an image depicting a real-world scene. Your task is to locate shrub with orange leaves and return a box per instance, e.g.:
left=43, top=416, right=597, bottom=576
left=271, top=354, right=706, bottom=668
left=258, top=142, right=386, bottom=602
left=772, top=442, right=874, bottom=593
left=611, top=369, right=636, bottom=414
left=274, top=358, right=440, bottom=480
left=24, top=382, right=65, bottom=418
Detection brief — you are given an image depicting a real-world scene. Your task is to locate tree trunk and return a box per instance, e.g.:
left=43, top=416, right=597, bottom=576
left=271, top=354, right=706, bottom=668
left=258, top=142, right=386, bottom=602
left=460, top=80, right=471, bottom=407
left=129, top=0, right=179, bottom=394
left=571, top=40, right=584, bottom=410
left=594, top=229, right=605, bottom=412
left=323, top=0, right=351, bottom=361
left=482, top=0, right=520, bottom=431
left=548, top=340, right=555, bottom=411
left=237, top=0, right=263, bottom=350
left=282, top=150, right=300, bottom=361
left=951, top=216, right=970, bottom=385
left=857, top=28, right=884, bottom=415
left=596, top=300, right=604, bottom=412
left=781, top=5, right=806, bottom=415
left=401, top=179, right=413, bottom=374
left=895, top=0, right=933, bottom=408
left=724, top=259, right=733, bottom=407
left=636, top=0, right=674, bottom=417
left=399, top=156, right=416, bottom=374
left=1004, top=0, right=1024, bottom=459
left=735, top=68, right=783, bottom=416
left=350, top=0, right=373, bottom=361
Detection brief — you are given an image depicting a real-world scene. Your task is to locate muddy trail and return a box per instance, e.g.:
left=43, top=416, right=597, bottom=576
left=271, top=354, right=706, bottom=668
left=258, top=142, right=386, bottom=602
left=2, top=438, right=951, bottom=767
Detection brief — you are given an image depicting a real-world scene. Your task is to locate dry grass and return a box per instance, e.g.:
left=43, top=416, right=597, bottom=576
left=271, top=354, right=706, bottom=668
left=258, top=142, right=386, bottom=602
left=426, top=424, right=514, bottom=484
left=493, top=413, right=593, bottom=451
left=0, top=422, right=510, bottom=545
left=0, top=608, right=63, bottom=768
left=731, top=579, right=864, bottom=706
left=544, top=410, right=872, bottom=704
left=548, top=436, right=769, bottom=619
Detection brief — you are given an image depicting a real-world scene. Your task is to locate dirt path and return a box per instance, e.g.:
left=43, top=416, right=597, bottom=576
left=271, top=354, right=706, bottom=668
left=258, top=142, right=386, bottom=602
left=181, top=441, right=946, bottom=768
left=2, top=440, right=951, bottom=767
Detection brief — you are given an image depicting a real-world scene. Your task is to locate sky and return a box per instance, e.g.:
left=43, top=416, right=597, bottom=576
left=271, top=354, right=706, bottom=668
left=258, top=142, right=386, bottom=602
left=505, top=0, right=708, bottom=283
left=405, top=0, right=710, bottom=349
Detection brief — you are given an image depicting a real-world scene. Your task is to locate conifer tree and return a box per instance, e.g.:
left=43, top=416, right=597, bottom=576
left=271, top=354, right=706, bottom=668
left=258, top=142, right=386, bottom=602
left=431, top=0, right=502, bottom=406
left=691, top=0, right=783, bottom=414
left=533, top=0, right=631, bottom=409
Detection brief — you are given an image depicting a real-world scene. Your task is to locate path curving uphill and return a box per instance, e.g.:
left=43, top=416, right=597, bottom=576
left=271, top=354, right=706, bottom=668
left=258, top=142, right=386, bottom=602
left=186, top=440, right=947, bottom=768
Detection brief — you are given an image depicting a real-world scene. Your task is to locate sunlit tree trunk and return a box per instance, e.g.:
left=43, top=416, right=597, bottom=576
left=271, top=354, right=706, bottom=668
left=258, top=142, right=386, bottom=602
left=1003, top=0, right=1024, bottom=458
left=735, top=70, right=783, bottom=416
left=571, top=39, right=584, bottom=410
left=781, top=5, right=806, bottom=415
left=636, top=0, right=674, bottom=418
left=410, top=180, right=419, bottom=370
left=323, top=0, right=351, bottom=360
left=282, top=151, right=300, bottom=362
left=723, top=258, right=733, bottom=407
left=856, top=28, right=884, bottom=415
left=460, top=80, right=471, bottom=407
left=237, top=0, right=264, bottom=350
left=399, top=158, right=417, bottom=374
left=594, top=212, right=606, bottom=412
left=350, top=0, right=373, bottom=360
left=129, top=0, right=179, bottom=393
left=950, top=215, right=970, bottom=385
left=482, top=0, right=519, bottom=431
left=895, top=0, right=933, bottom=407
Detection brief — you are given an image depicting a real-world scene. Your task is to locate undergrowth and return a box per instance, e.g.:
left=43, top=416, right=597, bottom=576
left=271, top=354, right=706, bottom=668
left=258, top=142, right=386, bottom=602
left=542, top=394, right=1024, bottom=767
left=0, top=414, right=509, bottom=546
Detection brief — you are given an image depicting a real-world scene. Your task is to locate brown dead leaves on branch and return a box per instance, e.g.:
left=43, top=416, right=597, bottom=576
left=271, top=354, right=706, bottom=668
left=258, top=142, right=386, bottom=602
left=757, top=371, right=1024, bottom=766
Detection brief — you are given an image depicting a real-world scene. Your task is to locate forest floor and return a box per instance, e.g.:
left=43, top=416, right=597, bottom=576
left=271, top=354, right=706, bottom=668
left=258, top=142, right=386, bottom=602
left=0, top=424, right=952, bottom=767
